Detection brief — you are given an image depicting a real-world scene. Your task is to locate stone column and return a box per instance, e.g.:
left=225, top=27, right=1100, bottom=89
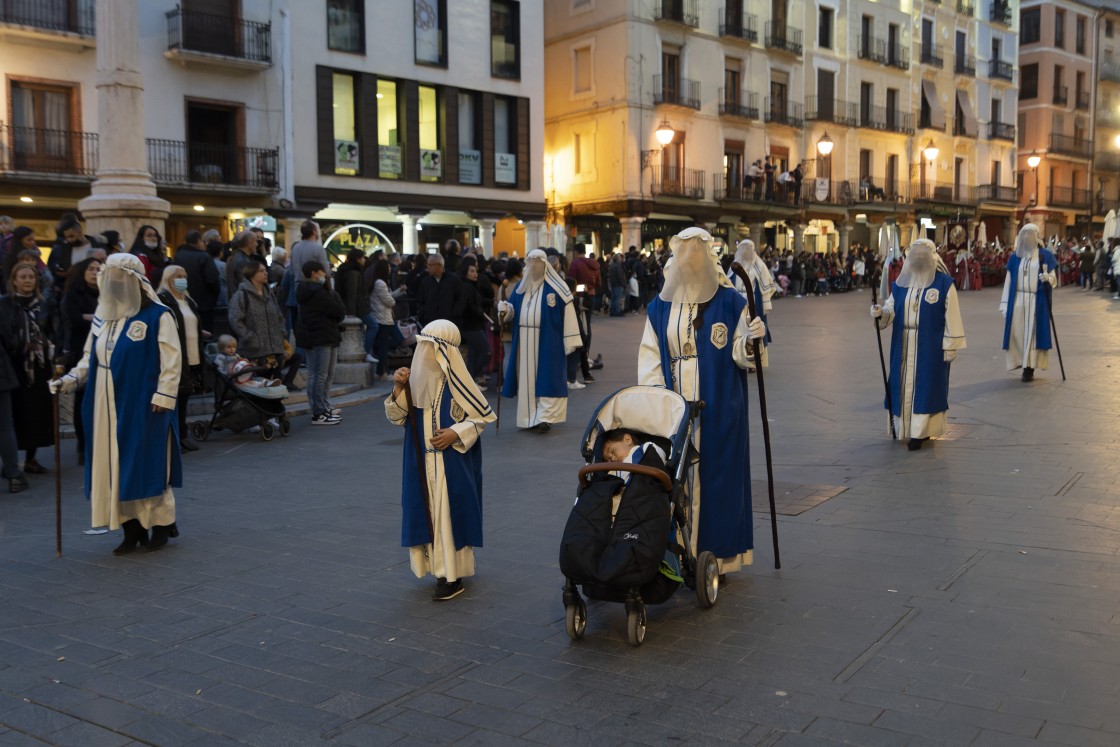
left=838, top=222, right=851, bottom=258
left=751, top=222, right=766, bottom=249
left=78, top=0, right=170, bottom=238
left=332, top=317, right=372, bottom=387
left=398, top=214, right=419, bottom=256
left=549, top=220, right=567, bottom=252
left=793, top=223, right=805, bottom=254
left=524, top=221, right=546, bottom=252
left=620, top=217, right=643, bottom=253
left=477, top=220, right=496, bottom=257
left=283, top=218, right=303, bottom=252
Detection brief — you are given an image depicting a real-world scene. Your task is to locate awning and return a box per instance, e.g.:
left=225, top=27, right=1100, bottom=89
left=921, top=79, right=946, bottom=131
left=956, top=89, right=978, bottom=137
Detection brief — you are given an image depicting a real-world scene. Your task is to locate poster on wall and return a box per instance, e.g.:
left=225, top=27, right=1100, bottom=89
left=459, top=149, right=481, bottom=184
left=335, top=140, right=359, bottom=172
left=414, top=0, right=441, bottom=64
left=495, top=152, right=516, bottom=184
left=814, top=178, right=829, bottom=202
left=420, top=149, right=442, bottom=179
left=379, top=145, right=402, bottom=176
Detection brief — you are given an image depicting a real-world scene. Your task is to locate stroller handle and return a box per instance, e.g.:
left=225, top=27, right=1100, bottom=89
left=578, top=462, right=673, bottom=492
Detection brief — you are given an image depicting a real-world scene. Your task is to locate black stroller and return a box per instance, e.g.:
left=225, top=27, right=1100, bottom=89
left=559, top=385, right=717, bottom=647
left=190, top=343, right=291, bottom=443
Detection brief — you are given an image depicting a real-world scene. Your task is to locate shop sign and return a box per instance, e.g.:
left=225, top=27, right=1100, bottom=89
left=379, top=145, right=402, bottom=175
left=814, top=178, right=830, bottom=202
left=495, top=152, right=516, bottom=184
left=323, top=223, right=397, bottom=261
left=335, top=140, right=359, bottom=172
left=459, top=149, right=481, bottom=184
left=420, top=149, right=442, bottom=179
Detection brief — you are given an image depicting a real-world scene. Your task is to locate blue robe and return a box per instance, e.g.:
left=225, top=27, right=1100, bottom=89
left=1002, top=248, right=1057, bottom=352
left=646, top=287, right=753, bottom=559
left=501, top=282, right=570, bottom=399
left=83, top=303, right=182, bottom=502
left=400, top=391, right=484, bottom=549
left=887, top=274, right=953, bottom=416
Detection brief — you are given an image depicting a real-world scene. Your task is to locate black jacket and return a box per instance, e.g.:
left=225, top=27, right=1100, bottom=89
left=59, top=281, right=99, bottom=368
left=335, top=262, right=370, bottom=317
left=458, top=279, right=487, bottom=332
left=157, top=290, right=202, bottom=394
left=172, top=245, right=221, bottom=311
left=295, top=280, right=345, bottom=348
left=416, top=272, right=465, bottom=327
left=0, top=300, right=22, bottom=392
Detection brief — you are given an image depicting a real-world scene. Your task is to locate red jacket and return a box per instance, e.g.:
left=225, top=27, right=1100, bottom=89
left=567, top=255, right=601, bottom=294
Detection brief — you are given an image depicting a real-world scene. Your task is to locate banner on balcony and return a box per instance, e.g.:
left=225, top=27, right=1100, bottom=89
left=335, top=140, right=359, bottom=173
left=414, top=0, right=442, bottom=64
left=379, top=145, right=402, bottom=176
left=496, top=152, right=516, bottom=184
left=459, top=149, right=482, bottom=184
left=815, top=178, right=829, bottom=202
left=420, top=149, right=442, bottom=179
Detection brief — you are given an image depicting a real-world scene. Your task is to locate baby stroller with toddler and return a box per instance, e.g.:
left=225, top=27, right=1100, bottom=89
left=190, top=343, right=291, bottom=443
left=558, top=385, right=716, bottom=647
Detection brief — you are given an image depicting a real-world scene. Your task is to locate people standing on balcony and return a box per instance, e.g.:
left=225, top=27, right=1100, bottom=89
left=748, top=160, right=764, bottom=200
left=792, top=163, right=804, bottom=205
left=764, top=157, right=775, bottom=201
left=48, top=215, right=102, bottom=290
left=1000, top=224, right=1058, bottom=383
left=59, top=258, right=101, bottom=466
left=171, top=230, right=221, bottom=334
left=777, top=168, right=793, bottom=203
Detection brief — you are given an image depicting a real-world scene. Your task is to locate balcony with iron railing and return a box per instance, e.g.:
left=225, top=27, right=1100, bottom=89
left=990, top=1, right=1012, bottom=24
left=912, top=182, right=977, bottom=204
left=765, top=22, right=802, bottom=56
left=651, top=165, right=705, bottom=199
left=0, top=0, right=95, bottom=49
left=0, top=123, right=98, bottom=178
left=715, top=173, right=805, bottom=205
left=858, top=106, right=914, bottom=134
left=719, top=8, right=758, bottom=42
left=977, top=185, right=1018, bottom=203
left=920, top=44, right=944, bottom=68
left=955, top=54, right=976, bottom=77
left=805, top=96, right=858, bottom=126
left=856, top=35, right=886, bottom=64
left=1049, top=133, right=1092, bottom=158
left=953, top=119, right=976, bottom=138
left=988, top=122, right=1015, bottom=141
left=989, top=59, right=1013, bottom=82
left=1075, top=91, right=1091, bottom=111
left=718, top=89, right=759, bottom=119
left=764, top=98, right=804, bottom=127
left=1053, top=86, right=1068, bottom=106
left=1047, top=186, right=1091, bottom=208
left=146, top=139, right=279, bottom=191
left=1094, top=152, right=1120, bottom=172
left=957, top=0, right=974, bottom=16
left=165, top=7, right=272, bottom=70
left=654, top=0, right=699, bottom=28
left=654, top=75, right=701, bottom=110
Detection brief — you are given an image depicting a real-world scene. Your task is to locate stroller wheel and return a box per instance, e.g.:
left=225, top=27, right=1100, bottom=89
left=189, top=421, right=209, bottom=442
left=279, top=417, right=291, bottom=437
left=565, top=598, right=587, bottom=641
left=260, top=421, right=276, bottom=442
left=626, top=601, right=647, bottom=647
left=695, top=551, right=719, bottom=608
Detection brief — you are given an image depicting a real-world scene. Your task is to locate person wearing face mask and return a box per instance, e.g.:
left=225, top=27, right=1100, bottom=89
left=296, top=261, right=346, bottom=425
left=130, top=225, right=169, bottom=289
left=157, top=266, right=207, bottom=452
left=871, top=240, right=967, bottom=451
left=498, top=249, right=582, bottom=432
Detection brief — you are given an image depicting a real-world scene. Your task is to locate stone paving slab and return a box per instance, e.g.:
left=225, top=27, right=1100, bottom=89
left=2, top=285, right=1120, bottom=745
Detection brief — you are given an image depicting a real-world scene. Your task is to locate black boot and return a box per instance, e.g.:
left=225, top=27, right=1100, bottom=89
left=147, top=525, right=172, bottom=552
left=113, top=519, right=149, bottom=555
left=907, top=438, right=922, bottom=451
left=1021, top=367, right=1034, bottom=382
left=168, top=522, right=179, bottom=538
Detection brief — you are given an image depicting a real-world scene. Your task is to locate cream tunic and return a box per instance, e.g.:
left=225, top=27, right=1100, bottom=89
left=999, top=253, right=1051, bottom=371
left=502, top=285, right=580, bottom=428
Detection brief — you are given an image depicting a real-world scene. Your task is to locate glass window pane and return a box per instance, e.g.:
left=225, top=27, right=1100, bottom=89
left=419, top=85, right=441, bottom=182
left=332, top=73, right=357, bottom=175
left=327, top=0, right=364, bottom=53
left=378, top=80, right=400, bottom=179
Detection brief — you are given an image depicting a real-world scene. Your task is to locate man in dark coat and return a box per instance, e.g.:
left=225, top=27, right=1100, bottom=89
left=296, top=261, right=346, bottom=425
left=172, top=229, right=221, bottom=331
left=416, top=253, right=465, bottom=328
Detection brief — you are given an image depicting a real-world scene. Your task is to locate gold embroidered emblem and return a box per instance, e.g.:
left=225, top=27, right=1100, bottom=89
left=710, top=323, right=728, bottom=350
left=451, top=401, right=466, bottom=422
left=125, top=321, right=147, bottom=342
left=547, top=293, right=557, bottom=307
left=682, top=341, right=695, bottom=356
left=924, top=288, right=940, bottom=305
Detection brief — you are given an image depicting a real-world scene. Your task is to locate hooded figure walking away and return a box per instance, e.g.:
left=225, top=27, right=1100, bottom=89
left=499, top=249, right=581, bottom=432
left=1000, top=224, right=1058, bottom=382
left=385, top=320, right=496, bottom=601
left=727, top=238, right=774, bottom=368
left=871, top=240, right=967, bottom=451
left=638, top=227, right=766, bottom=577
left=51, top=253, right=183, bottom=554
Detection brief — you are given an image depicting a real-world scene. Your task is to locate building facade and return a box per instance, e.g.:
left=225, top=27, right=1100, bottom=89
left=1092, top=3, right=1120, bottom=228
left=544, top=0, right=1020, bottom=257
left=0, top=0, right=546, bottom=256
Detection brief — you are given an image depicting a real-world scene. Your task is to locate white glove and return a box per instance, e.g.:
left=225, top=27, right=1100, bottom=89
left=943, top=350, right=957, bottom=363
left=747, top=316, right=766, bottom=340
left=870, top=304, right=883, bottom=319
left=497, top=300, right=511, bottom=314
left=49, top=377, right=75, bottom=395
left=1039, top=271, right=1057, bottom=287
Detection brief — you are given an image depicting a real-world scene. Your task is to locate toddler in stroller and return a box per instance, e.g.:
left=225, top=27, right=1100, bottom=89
left=190, top=341, right=291, bottom=443
left=214, top=335, right=281, bottom=388
left=558, top=385, right=719, bottom=646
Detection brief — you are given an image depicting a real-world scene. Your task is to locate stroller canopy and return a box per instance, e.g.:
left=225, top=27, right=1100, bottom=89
left=581, top=385, right=691, bottom=463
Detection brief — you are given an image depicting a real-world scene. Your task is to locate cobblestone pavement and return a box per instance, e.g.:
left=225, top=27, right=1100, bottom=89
left=2, top=284, right=1119, bottom=746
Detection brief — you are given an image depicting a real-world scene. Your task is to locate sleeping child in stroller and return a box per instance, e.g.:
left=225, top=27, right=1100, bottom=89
left=215, top=335, right=281, bottom=388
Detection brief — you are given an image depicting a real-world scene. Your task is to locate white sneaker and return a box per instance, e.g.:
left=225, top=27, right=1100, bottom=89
left=329, top=407, right=342, bottom=418
left=568, top=380, right=586, bottom=390
left=365, top=354, right=379, bottom=363
left=311, top=414, right=339, bottom=426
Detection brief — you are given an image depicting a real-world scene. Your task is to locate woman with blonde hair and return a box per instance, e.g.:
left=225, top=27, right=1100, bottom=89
left=157, top=265, right=207, bottom=451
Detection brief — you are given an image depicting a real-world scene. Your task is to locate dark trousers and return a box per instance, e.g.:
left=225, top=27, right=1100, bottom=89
left=0, top=390, right=20, bottom=479
left=373, top=323, right=403, bottom=376
left=73, top=385, right=86, bottom=454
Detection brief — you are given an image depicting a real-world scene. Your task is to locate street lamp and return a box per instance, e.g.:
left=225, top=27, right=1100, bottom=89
left=922, top=139, right=939, bottom=199
left=640, top=120, right=675, bottom=198
left=816, top=132, right=834, bottom=202
left=816, top=132, right=834, bottom=156
left=1027, top=153, right=1041, bottom=207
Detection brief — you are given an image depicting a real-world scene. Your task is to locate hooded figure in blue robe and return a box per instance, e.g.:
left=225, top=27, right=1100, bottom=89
left=727, top=238, right=774, bottom=368
left=872, top=240, right=967, bottom=451
left=638, top=227, right=767, bottom=574
left=1000, top=224, right=1058, bottom=382
left=385, top=320, right=496, bottom=601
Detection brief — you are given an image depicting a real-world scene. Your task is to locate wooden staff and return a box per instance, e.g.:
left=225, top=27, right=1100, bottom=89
left=52, top=389, right=62, bottom=558
left=495, top=312, right=504, bottom=433
left=402, top=383, right=435, bottom=542
left=729, top=262, right=780, bottom=569
left=1043, top=279, right=1066, bottom=381
left=870, top=282, right=897, bottom=439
